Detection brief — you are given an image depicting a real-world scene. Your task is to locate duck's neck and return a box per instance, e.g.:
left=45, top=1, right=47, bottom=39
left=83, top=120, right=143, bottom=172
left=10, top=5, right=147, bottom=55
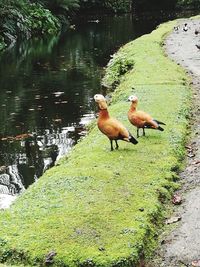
left=98, top=109, right=109, bottom=120
left=129, top=102, right=137, bottom=112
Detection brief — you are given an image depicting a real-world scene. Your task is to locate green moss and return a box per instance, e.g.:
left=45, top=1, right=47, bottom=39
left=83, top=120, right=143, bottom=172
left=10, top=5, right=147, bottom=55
left=0, top=20, right=192, bottom=266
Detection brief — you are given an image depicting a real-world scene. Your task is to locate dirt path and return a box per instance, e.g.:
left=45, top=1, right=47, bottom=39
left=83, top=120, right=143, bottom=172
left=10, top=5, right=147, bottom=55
left=150, top=18, right=200, bottom=267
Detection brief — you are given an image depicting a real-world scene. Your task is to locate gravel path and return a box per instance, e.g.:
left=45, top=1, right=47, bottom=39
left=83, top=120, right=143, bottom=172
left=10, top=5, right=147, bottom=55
left=150, top=18, right=200, bottom=267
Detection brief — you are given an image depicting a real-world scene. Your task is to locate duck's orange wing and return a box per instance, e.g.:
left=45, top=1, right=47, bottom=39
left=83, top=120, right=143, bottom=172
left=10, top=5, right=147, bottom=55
left=98, top=117, right=129, bottom=140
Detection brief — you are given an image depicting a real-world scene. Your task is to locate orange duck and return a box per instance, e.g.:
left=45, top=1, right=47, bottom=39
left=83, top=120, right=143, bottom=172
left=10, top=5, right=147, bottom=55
left=94, top=94, right=138, bottom=151
left=128, top=95, right=165, bottom=138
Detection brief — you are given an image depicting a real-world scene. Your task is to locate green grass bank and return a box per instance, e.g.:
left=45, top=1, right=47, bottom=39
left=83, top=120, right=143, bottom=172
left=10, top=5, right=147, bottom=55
left=0, top=20, right=191, bottom=266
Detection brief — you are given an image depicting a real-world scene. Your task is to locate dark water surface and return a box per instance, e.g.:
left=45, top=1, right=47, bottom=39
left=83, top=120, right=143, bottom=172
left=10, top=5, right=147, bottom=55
left=0, top=12, right=195, bottom=194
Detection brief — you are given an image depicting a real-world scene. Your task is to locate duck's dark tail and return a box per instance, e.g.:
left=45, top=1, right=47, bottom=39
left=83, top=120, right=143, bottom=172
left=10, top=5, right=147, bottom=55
left=129, top=133, right=138, bottom=144
left=158, top=126, right=164, bottom=131
left=153, top=119, right=166, bottom=125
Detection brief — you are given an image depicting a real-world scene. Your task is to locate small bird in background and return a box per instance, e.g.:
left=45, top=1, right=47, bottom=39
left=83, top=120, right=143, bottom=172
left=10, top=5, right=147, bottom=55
left=69, top=24, right=76, bottom=30
left=94, top=94, right=138, bottom=151
left=127, top=95, right=166, bottom=138
left=195, top=44, right=200, bottom=51
left=174, top=26, right=180, bottom=32
left=182, top=23, right=188, bottom=32
left=194, top=28, right=200, bottom=35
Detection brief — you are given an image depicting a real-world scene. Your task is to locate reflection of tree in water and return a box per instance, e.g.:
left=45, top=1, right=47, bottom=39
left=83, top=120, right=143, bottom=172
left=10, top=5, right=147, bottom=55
left=0, top=129, right=78, bottom=195
left=0, top=165, right=24, bottom=195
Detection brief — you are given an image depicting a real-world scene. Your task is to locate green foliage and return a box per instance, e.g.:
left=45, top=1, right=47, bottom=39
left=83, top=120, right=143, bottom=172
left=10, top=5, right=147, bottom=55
left=0, top=6, right=29, bottom=44
left=104, top=0, right=131, bottom=13
left=176, top=0, right=200, bottom=8
left=133, top=0, right=177, bottom=11
left=133, top=0, right=200, bottom=11
left=27, top=3, right=60, bottom=34
left=37, top=0, right=80, bottom=15
left=102, top=52, right=134, bottom=89
left=0, top=19, right=192, bottom=266
left=0, top=0, right=60, bottom=48
left=0, top=36, right=6, bottom=50
left=79, top=0, right=132, bottom=13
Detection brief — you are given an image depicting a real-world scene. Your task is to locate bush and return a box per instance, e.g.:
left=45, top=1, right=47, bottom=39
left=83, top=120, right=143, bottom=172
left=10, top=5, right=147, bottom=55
left=102, top=52, right=134, bottom=89
left=27, top=3, right=60, bottom=34
left=0, top=1, right=60, bottom=47
left=104, top=0, right=132, bottom=13
left=34, top=0, right=80, bottom=15
left=79, top=0, right=132, bottom=13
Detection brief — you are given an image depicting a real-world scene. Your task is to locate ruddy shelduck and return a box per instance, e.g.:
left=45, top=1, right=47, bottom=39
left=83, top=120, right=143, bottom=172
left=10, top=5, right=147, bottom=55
left=94, top=94, right=138, bottom=151
left=128, top=95, right=165, bottom=137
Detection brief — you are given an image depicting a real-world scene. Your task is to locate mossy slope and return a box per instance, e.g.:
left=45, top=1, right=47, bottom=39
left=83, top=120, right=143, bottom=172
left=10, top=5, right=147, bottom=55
left=0, top=20, right=191, bottom=266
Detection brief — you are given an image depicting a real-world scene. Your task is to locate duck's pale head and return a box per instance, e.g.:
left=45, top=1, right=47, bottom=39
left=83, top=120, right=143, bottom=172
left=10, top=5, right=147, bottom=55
left=94, top=94, right=106, bottom=102
left=128, top=95, right=138, bottom=103
left=94, top=94, right=107, bottom=110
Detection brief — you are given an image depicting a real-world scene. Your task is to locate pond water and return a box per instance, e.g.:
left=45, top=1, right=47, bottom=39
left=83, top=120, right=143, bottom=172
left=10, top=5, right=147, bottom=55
left=0, top=12, right=196, bottom=195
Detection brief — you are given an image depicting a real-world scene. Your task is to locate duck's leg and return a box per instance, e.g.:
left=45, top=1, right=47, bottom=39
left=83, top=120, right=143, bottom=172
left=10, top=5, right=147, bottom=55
left=137, top=128, right=140, bottom=138
left=115, top=140, right=119, bottom=150
left=110, top=140, right=114, bottom=151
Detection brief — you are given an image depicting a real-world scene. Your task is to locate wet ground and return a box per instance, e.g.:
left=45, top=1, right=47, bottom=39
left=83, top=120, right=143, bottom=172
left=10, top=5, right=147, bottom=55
left=149, top=17, right=200, bottom=267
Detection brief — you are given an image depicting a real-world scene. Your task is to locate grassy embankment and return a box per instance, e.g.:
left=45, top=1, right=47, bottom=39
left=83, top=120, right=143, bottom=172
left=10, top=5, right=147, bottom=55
left=0, top=20, right=191, bottom=266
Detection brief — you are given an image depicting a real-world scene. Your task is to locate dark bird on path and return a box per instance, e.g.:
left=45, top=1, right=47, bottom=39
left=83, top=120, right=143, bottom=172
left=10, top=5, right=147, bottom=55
left=194, top=28, right=200, bottom=35
left=94, top=94, right=138, bottom=151
left=195, top=44, right=200, bottom=50
left=127, top=95, right=166, bottom=138
left=182, top=23, right=188, bottom=32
